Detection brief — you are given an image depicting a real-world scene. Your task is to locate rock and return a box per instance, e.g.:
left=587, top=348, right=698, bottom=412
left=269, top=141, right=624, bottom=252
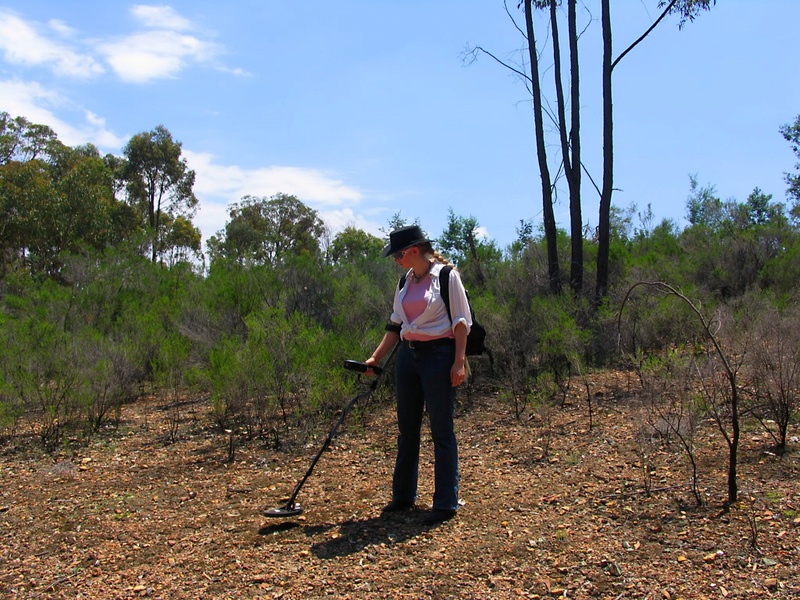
left=764, top=578, right=778, bottom=591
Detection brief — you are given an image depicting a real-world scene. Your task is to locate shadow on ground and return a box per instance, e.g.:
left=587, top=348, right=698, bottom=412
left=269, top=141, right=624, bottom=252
left=308, top=511, right=437, bottom=559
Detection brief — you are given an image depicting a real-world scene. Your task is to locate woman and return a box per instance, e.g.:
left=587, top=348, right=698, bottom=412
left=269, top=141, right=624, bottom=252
left=365, top=225, right=472, bottom=525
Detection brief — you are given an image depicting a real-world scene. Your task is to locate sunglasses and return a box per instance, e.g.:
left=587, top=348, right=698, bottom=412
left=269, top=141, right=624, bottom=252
left=392, top=249, right=409, bottom=260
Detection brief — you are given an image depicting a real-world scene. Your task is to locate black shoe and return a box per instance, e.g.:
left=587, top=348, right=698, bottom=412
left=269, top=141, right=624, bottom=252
left=423, top=508, right=457, bottom=525
left=382, top=500, right=415, bottom=513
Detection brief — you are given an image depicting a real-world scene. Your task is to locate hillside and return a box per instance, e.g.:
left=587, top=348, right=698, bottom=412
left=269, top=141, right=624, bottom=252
left=2, top=371, right=799, bottom=599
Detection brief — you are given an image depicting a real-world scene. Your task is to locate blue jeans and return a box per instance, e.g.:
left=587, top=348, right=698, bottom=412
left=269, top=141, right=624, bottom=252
left=392, top=343, right=459, bottom=511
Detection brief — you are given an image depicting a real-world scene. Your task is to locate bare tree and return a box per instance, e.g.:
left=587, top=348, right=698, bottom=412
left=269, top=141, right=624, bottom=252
left=620, top=282, right=742, bottom=507
left=523, top=0, right=561, bottom=294
left=549, top=0, right=583, bottom=295
left=597, top=0, right=716, bottom=303
left=466, top=2, right=715, bottom=301
left=748, top=307, right=800, bottom=453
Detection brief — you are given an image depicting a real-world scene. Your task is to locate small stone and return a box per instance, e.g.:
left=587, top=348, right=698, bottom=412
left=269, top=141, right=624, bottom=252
left=761, top=558, right=777, bottom=567
left=764, top=578, right=778, bottom=591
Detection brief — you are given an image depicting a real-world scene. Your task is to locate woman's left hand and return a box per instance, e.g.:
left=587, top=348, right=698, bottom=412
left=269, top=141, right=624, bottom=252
left=451, top=322, right=468, bottom=387
left=451, top=361, right=466, bottom=387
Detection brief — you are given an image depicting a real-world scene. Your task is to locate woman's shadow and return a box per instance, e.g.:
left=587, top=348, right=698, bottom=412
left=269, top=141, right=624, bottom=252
left=310, top=511, right=433, bottom=559
left=259, top=510, right=434, bottom=559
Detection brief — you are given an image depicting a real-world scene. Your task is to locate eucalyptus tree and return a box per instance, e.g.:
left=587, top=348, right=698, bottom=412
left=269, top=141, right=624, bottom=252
left=0, top=158, right=52, bottom=270
left=0, top=119, right=129, bottom=276
left=0, top=112, right=61, bottom=165
left=554, top=0, right=582, bottom=295
left=122, top=125, right=198, bottom=263
left=438, top=209, right=502, bottom=286
left=1, top=113, right=65, bottom=269
left=208, top=193, right=325, bottom=267
left=207, top=193, right=332, bottom=331
left=780, top=114, right=800, bottom=222
left=159, top=214, right=203, bottom=266
left=327, top=226, right=384, bottom=264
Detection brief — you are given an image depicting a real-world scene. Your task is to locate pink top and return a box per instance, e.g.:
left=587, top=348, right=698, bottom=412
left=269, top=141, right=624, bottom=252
left=402, top=275, right=432, bottom=324
left=401, top=273, right=456, bottom=342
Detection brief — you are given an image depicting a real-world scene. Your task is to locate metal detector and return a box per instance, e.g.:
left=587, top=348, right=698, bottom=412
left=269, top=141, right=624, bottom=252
left=263, top=345, right=398, bottom=518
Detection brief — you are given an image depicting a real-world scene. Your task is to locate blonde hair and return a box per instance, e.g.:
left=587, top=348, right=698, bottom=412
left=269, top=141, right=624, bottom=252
left=417, top=242, right=454, bottom=268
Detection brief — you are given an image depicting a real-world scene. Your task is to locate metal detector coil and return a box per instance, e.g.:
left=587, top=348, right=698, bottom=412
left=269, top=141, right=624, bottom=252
left=263, top=504, right=303, bottom=517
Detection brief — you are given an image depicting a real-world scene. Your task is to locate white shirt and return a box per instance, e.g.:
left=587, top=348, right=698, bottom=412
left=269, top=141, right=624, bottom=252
left=390, top=262, right=472, bottom=341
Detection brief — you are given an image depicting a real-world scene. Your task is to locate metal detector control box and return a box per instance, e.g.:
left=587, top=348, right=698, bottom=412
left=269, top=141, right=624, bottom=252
left=343, top=360, right=382, bottom=374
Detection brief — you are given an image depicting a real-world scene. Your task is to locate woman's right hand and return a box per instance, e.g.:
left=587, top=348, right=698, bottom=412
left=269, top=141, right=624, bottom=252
left=364, top=356, right=379, bottom=376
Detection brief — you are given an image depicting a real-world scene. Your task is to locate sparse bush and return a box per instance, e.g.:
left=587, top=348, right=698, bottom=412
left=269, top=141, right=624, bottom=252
left=75, top=328, right=143, bottom=433
left=527, top=373, right=559, bottom=460
left=530, top=294, right=590, bottom=403
left=621, top=282, right=747, bottom=506
left=635, top=347, right=703, bottom=505
left=205, top=336, right=244, bottom=431
left=151, top=332, right=192, bottom=443
left=747, top=305, right=800, bottom=452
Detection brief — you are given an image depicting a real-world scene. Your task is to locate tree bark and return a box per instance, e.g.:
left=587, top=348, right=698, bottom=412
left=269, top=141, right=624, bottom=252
left=524, top=0, right=560, bottom=294
left=596, top=0, right=613, bottom=304
left=550, top=0, right=582, bottom=296
left=567, top=0, right=582, bottom=296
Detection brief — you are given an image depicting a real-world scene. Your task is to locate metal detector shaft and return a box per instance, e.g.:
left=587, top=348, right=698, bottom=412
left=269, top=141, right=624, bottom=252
left=276, top=344, right=398, bottom=514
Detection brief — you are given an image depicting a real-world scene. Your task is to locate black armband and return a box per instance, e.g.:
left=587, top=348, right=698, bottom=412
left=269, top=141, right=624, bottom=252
left=385, top=321, right=401, bottom=334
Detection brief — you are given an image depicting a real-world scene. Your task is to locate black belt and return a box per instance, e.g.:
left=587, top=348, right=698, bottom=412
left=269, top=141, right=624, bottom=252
left=403, top=338, right=455, bottom=350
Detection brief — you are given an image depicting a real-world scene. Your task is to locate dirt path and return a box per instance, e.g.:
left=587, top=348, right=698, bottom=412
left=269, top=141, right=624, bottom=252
left=2, top=374, right=799, bottom=599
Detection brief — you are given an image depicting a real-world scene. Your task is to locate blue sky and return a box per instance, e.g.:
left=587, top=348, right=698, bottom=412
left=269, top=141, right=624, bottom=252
left=2, top=2, right=799, bottom=252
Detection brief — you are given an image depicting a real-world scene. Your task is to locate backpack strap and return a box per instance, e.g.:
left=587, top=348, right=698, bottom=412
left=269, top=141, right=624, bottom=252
left=439, top=265, right=453, bottom=321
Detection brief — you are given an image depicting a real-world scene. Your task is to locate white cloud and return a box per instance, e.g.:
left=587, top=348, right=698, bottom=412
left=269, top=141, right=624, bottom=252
left=194, top=201, right=231, bottom=243
left=97, top=30, right=218, bottom=83
left=0, top=79, right=126, bottom=150
left=47, top=19, right=77, bottom=38
left=95, top=4, right=222, bottom=83
left=318, top=208, right=384, bottom=240
left=81, top=110, right=127, bottom=148
left=0, top=78, right=63, bottom=116
left=0, top=6, right=230, bottom=84
left=185, top=151, right=365, bottom=207
left=215, top=65, right=252, bottom=78
left=0, top=9, right=103, bottom=78
left=131, top=5, right=192, bottom=31
left=183, top=150, right=384, bottom=244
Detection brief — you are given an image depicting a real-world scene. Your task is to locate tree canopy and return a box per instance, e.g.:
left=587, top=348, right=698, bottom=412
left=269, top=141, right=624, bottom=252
left=122, top=125, right=198, bottom=263
left=208, top=193, right=326, bottom=267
